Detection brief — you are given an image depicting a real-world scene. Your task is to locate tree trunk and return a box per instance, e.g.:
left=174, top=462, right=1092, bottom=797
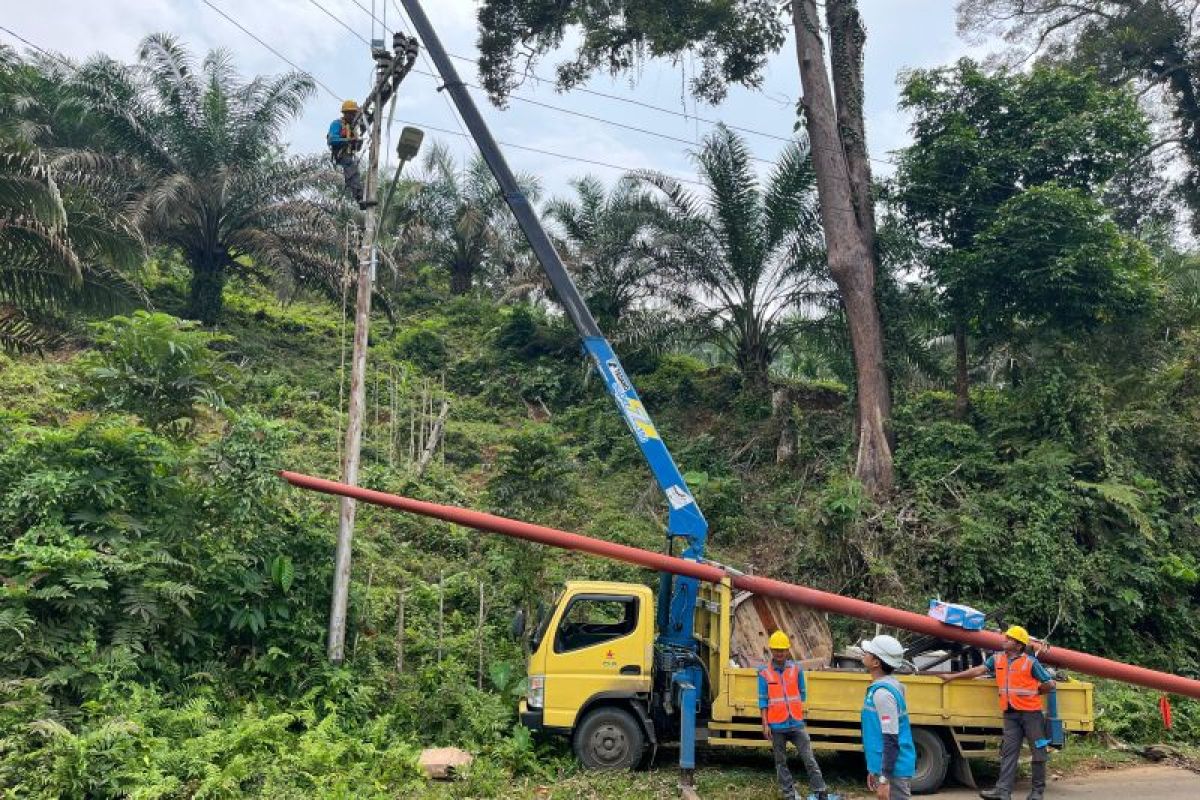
left=826, top=0, right=877, bottom=259
left=772, top=386, right=798, bottom=466
left=954, top=319, right=970, bottom=420
left=450, top=260, right=472, bottom=295
left=792, top=0, right=893, bottom=497
left=187, top=251, right=226, bottom=325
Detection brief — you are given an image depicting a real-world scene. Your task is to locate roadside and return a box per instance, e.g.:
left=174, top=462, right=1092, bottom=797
left=934, top=764, right=1200, bottom=799
left=415, top=741, right=1200, bottom=799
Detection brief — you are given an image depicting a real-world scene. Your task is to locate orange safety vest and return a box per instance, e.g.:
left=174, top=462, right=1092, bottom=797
left=995, top=653, right=1044, bottom=712
left=760, top=662, right=806, bottom=724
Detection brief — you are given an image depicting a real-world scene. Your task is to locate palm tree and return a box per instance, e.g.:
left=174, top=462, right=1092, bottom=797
left=639, top=125, right=827, bottom=386
left=0, top=48, right=143, bottom=352
left=544, top=175, right=664, bottom=329
left=68, top=35, right=342, bottom=324
left=399, top=141, right=539, bottom=296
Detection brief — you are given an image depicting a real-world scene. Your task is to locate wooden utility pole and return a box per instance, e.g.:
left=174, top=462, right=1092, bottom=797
left=328, top=35, right=421, bottom=664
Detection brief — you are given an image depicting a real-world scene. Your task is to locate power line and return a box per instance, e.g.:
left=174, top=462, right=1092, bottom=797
left=361, top=10, right=798, bottom=147
left=199, top=2, right=707, bottom=187
left=202, top=0, right=342, bottom=100
left=333, top=0, right=785, bottom=165
left=386, top=0, right=475, bottom=148
left=4, top=19, right=1139, bottom=250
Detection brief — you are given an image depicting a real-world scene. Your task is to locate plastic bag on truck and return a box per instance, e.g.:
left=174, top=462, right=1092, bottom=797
left=928, top=599, right=985, bottom=630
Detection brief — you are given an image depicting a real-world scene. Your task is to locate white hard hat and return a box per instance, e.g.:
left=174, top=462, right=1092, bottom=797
left=860, top=634, right=906, bottom=669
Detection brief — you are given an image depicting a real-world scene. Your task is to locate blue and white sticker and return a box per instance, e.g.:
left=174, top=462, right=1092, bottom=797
left=606, top=360, right=633, bottom=394
left=665, top=485, right=694, bottom=510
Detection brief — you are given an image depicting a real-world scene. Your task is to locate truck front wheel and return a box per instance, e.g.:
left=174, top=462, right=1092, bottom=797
left=573, top=706, right=646, bottom=770
left=908, top=727, right=950, bottom=794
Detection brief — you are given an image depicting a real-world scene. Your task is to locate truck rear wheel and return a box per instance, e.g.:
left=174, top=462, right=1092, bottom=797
left=573, top=706, right=645, bottom=770
left=909, top=727, right=950, bottom=794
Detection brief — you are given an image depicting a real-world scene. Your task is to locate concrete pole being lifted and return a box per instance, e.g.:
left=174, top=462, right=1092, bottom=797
left=287, top=470, right=1200, bottom=698
left=328, top=54, right=390, bottom=665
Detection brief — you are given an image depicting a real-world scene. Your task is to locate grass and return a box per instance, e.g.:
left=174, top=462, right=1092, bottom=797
left=411, top=735, right=1174, bottom=799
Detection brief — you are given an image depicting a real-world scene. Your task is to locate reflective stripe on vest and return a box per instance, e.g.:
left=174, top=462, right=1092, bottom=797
left=995, top=653, right=1044, bottom=712
left=760, top=663, right=805, bottom=724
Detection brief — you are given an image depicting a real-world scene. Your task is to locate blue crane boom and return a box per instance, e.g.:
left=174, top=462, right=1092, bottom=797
left=398, top=0, right=709, bottom=781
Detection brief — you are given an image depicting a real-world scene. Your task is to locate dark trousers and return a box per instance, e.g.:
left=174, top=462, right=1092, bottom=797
left=771, top=726, right=826, bottom=798
left=996, top=709, right=1048, bottom=793
left=335, top=154, right=362, bottom=202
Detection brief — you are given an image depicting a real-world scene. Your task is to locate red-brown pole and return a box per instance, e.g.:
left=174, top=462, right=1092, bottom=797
left=281, top=470, right=1200, bottom=699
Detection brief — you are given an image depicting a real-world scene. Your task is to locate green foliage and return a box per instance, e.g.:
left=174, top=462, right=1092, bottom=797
left=487, top=426, right=578, bottom=515
left=957, top=0, right=1200, bottom=231
left=639, top=125, right=826, bottom=386
left=475, top=0, right=787, bottom=104
left=67, top=34, right=339, bottom=324
left=1094, top=682, right=1200, bottom=744
left=963, top=185, right=1157, bottom=344
left=391, top=318, right=449, bottom=372
left=78, top=311, right=233, bottom=431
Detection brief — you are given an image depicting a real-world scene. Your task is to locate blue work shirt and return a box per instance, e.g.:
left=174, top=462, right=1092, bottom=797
left=758, top=659, right=807, bottom=731
left=984, top=653, right=1054, bottom=683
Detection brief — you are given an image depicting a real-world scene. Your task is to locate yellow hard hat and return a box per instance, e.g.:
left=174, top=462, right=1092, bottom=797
left=768, top=630, right=791, bottom=650
left=1005, top=625, right=1031, bottom=646
left=341, top=99, right=359, bottom=113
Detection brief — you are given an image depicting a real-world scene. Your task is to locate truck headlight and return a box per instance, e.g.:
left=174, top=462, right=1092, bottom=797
left=527, top=675, right=545, bottom=709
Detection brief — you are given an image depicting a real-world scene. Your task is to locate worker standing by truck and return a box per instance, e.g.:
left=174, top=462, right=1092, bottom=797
left=859, top=635, right=917, bottom=800
left=940, top=625, right=1057, bottom=800
left=759, top=630, right=828, bottom=800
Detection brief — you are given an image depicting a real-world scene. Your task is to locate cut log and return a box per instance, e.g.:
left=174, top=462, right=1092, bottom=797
left=729, top=591, right=833, bottom=669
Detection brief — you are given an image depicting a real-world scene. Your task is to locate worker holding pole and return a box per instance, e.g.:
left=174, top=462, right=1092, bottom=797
left=759, top=630, right=828, bottom=800
left=940, top=625, right=1056, bottom=800
left=327, top=100, right=365, bottom=206
left=859, top=635, right=917, bottom=800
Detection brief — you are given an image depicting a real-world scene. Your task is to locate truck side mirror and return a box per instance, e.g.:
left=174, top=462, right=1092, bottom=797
left=511, top=608, right=526, bottom=641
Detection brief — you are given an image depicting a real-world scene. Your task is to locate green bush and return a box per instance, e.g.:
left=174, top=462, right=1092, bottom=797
left=1094, top=682, right=1200, bottom=744
left=486, top=426, right=578, bottom=515
left=78, top=311, right=232, bottom=432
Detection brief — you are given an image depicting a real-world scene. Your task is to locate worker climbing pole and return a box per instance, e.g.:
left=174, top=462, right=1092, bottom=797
left=327, top=32, right=421, bottom=664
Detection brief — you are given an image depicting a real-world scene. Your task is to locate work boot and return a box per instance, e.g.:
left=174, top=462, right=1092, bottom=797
left=979, top=789, right=1011, bottom=800
left=1029, top=759, right=1047, bottom=798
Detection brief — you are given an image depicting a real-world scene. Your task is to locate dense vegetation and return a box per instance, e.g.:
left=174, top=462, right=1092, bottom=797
left=2, top=15, right=1200, bottom=799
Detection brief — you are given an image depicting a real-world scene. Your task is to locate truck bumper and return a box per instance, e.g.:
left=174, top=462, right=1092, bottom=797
left=519, top=700, right=545, bottom=733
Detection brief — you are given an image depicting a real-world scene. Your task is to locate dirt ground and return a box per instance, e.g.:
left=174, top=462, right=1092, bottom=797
left=930, top=764, right=1200, bottom=799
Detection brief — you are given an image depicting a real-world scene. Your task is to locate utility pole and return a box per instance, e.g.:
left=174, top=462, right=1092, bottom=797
left=328, top=34, right=421, bottom=664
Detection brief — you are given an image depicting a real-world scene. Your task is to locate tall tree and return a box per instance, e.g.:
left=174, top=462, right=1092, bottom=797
left=896, top=60, right=1149, bottom=414
left=544, top=175, right=663, bottom=329
left=68, top=35, right=341, bottom=324
left=401, top=142, right=539, bottom=296
left=639, top=126, right=825, bottom=386
left=957, top=0, right=1200, bottom=229
left=475, top=0, right=896, bottom=495
left=0, top=47, right=144, bottom=352
left=792, top=0, right=893, bottom=495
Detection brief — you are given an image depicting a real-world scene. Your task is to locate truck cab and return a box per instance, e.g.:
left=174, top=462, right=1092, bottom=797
left=520, top=581, right=657, bottom=767
left=520, top=579, right=1095, bottom=793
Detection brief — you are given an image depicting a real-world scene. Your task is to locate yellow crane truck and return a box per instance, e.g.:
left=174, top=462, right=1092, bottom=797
left=517, top=578, right=1094, bottom=794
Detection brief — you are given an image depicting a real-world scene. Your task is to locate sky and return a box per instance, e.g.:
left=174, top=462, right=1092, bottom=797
left=3, top=1, right=989, bottom=198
